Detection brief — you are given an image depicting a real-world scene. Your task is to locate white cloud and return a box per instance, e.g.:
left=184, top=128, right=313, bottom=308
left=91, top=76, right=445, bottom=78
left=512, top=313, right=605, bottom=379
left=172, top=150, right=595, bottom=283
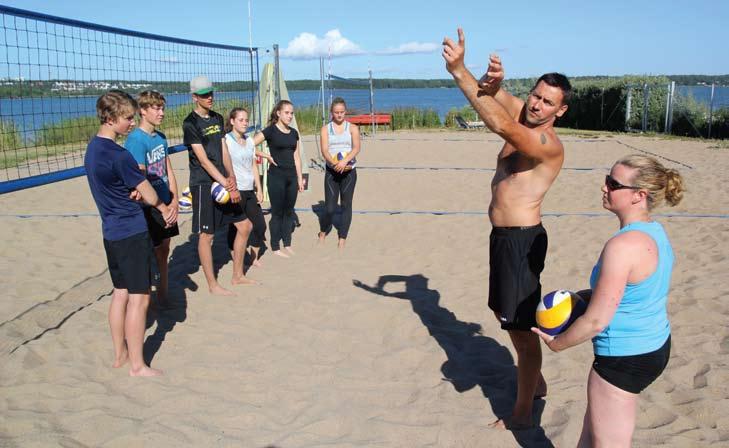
left=280, top=30, right=440, bottom=60
left=280, top=29, right=364, bottom=60
left=377, top=42, right=440, bottom=55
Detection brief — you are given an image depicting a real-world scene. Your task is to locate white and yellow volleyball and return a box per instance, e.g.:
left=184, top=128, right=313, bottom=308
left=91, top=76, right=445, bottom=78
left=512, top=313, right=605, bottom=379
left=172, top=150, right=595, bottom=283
left=178, top=195, right=192, bottom=210
left=332, top=152, right=354, bottom=170
left=211, top=182, right=230, bottom=204
left=536, top=290, right=586, bottom=336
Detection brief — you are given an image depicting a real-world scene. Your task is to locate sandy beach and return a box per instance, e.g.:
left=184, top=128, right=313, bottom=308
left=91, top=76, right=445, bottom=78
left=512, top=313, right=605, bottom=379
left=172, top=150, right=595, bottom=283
left=1, top=130, right=728, bottom=447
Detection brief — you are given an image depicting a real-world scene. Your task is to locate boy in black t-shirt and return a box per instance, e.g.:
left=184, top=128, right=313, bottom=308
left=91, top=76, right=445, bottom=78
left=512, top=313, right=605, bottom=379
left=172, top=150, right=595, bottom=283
left=183, top=75, right=245, bottom=296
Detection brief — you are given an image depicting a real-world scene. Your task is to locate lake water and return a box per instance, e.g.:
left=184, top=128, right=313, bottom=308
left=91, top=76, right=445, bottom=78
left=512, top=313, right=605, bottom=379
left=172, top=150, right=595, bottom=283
left=1, top=85, right=727, bottom=137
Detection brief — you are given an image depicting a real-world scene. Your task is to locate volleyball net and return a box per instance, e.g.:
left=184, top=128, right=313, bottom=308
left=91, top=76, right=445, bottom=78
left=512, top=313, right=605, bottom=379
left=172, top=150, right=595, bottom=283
left=318, top=57, right=375, bottom=125
left=327, top=74, right=373, bottom=117
left=0, top=5, right=260, bottom=193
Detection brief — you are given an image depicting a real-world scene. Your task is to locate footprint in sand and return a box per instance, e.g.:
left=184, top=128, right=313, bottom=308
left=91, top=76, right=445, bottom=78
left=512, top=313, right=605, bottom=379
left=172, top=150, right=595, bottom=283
left=637, top=405, right=678, bottom=429
left=669, top=389, right=702, bottom=407
left=693, top=364, right=711, bottom=389
left=719, top=335, right=729, bottom=355
left=546, top=407, right=570, bottom=429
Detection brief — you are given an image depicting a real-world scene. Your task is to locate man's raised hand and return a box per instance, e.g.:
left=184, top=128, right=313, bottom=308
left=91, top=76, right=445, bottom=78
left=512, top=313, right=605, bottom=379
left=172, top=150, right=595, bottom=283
left=478, top=54, right=504, bottom=95
left=442, top=28, right=466, bottom=76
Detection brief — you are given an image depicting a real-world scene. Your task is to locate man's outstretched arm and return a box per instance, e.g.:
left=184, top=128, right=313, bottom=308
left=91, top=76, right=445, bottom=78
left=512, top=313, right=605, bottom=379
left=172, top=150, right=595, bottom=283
left=443, top=29, right=514, bottom=133
left=443, top=28, right=561, bottom=160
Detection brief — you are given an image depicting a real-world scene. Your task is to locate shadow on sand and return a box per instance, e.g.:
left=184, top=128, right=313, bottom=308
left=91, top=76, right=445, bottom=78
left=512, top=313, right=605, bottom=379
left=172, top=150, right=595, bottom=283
left=353, top=274, right=554, bottom=448
left=143, top=228, right=234, bottom=365
left=311, top=200, right=341, bottom=237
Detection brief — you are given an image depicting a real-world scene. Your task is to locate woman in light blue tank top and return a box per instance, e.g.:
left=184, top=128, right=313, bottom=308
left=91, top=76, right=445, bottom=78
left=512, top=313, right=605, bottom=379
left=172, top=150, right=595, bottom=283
left=533, top=155, right=685, bottom=447
left=318, top=97, right=361, bottom=249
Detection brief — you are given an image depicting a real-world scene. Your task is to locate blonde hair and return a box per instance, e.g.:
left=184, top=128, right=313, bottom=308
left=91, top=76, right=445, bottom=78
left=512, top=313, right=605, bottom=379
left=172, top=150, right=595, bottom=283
left=137, top=90, right=166, bottom=110
left=96, top=90, right=137, bottom=124
left=617, top=154, right=685, bottom=210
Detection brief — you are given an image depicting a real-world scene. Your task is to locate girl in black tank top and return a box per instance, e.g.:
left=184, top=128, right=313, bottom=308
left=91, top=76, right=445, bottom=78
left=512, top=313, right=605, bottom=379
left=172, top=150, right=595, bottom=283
left=250, top=100, right=304, bottom=257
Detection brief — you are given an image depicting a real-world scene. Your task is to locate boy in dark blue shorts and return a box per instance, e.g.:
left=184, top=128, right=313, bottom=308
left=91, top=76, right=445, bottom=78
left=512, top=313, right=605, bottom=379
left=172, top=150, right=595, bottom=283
left=84, top=90, right=176, bottom=377
left=125, top=90, right=180, bottom=307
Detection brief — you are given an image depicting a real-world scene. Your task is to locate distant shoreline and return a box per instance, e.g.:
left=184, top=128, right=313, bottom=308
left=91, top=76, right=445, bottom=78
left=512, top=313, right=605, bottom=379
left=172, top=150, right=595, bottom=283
left=1, top=75, right=728, bottom=98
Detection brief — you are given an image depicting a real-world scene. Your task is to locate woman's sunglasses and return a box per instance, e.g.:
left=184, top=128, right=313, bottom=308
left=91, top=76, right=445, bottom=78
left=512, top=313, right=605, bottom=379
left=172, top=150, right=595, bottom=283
left=605, top=175, right=641, bottom=191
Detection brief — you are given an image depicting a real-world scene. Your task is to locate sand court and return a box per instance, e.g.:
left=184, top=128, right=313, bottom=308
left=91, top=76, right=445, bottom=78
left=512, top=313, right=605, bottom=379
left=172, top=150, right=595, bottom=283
left=1, top=131, right=728, bottom=446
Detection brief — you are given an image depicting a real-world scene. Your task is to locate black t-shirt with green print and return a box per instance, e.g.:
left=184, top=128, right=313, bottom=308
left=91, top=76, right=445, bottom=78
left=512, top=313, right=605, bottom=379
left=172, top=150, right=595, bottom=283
left=183, top=110, right=226, bottom=186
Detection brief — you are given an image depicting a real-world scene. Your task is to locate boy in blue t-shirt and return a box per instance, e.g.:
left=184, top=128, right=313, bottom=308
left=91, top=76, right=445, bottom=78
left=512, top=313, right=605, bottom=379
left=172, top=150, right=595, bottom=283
left=125, top=91, right=180, bottom=307
left=84, top=90, right=175, bottom=377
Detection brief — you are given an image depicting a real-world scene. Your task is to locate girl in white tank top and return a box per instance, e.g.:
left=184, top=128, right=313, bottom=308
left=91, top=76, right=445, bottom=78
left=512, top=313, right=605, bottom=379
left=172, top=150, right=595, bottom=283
left=221, top=107, right=268, bottom=276
left=326, top=121, right=356, bottom=169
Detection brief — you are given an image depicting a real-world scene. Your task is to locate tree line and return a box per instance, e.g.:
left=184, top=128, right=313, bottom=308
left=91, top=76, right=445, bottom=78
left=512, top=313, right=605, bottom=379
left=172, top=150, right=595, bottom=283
left=1, top=75, right=726, bottom=98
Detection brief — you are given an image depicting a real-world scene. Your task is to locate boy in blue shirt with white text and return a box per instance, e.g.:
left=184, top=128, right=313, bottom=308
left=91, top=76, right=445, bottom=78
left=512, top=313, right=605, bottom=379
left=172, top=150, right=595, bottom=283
left=125, top=90, right=180, bottom=307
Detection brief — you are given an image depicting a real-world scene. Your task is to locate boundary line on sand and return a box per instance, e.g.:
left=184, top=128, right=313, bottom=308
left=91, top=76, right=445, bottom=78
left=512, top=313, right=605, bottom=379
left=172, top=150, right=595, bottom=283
left=3, top=210, right=729, bottom=219
left=614, top=139, right=693, bottom=169
left=355, top=166, right=607, bottom=172
left=168, top=166, right=609, bottom=172
left=374, top=137, right=616, bottom=143
left=373, top=136, right=695, bottom=170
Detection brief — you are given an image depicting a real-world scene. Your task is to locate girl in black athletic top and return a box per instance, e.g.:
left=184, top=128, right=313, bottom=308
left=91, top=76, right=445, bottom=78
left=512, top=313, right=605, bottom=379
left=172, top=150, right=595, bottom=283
left=250, top=100, right=303, bottom=258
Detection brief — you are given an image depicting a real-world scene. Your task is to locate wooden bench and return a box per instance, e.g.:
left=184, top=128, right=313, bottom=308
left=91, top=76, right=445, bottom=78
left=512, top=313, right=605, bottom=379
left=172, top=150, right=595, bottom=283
left=347, top=113, right=392, bottom=129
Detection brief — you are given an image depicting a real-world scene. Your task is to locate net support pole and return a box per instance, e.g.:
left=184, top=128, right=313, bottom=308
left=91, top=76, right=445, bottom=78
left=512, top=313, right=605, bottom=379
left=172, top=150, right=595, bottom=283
left=249, top=49, right=257, bottom=127
left=708, top=83, right=715, bottom=139
left=641, top=83, right=649, bottom=132
left=327, top=49, right=332, bottom=109
left=369, top=69, right=375, bottom=136
left=256, top=49, right=263, bottom=129
left=273, top=44, right=280, bottom=103
left=625, top=87, right=633, bottom=131
left=666, top=82, right=675, bottom=134
left=320, top=57, right=326, bottom=125
left=664, top=82, right=671, bottom=132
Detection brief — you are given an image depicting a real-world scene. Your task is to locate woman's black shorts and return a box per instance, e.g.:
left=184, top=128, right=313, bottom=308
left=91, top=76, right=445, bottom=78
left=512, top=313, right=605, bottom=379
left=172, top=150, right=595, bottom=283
left=592, top=336, right=671, bottom=394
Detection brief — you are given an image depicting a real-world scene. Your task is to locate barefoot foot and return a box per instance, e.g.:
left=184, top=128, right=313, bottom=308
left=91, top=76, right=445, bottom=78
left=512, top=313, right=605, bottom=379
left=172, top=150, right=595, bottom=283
left=112, top=350, right=128, bottom=368
left=337, top=238, right=346, bottom=249
left=272, top=250, right=290, bottom=258
left=129, top=366, right=164, bottom=377
left=209, top=284, right=235, bottom=296
left=318, top=232, right=326, bottom=244
left=284, top=246, right=295, bottom=255
left=232, top=276, right=259, bottom=285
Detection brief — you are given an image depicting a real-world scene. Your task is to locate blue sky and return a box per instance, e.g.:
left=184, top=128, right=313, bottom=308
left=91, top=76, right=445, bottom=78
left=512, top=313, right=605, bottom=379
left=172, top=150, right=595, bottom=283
left=2, top=0, right=728, bottom=80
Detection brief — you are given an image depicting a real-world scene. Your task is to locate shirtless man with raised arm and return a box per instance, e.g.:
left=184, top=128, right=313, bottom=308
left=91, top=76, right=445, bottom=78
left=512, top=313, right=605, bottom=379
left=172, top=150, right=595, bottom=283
left=443, top=28, right=572, bottom=429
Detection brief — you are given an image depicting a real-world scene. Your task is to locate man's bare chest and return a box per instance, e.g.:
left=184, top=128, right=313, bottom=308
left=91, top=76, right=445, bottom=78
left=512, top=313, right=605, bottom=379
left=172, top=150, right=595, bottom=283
left=497, top=147, right=537, bottom=177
